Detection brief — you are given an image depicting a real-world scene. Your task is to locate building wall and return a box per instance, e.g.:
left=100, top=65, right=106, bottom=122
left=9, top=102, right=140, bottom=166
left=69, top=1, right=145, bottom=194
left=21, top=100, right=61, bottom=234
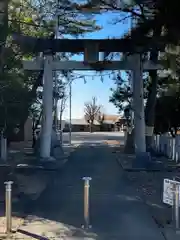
left=64, top=124, right=101, bottom=132
left=63, top=124, right=115, bottom=132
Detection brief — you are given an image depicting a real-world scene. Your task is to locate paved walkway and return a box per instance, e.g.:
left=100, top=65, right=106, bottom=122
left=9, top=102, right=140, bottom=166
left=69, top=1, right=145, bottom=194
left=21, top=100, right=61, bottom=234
left=17, top=146, right=165, bottom=239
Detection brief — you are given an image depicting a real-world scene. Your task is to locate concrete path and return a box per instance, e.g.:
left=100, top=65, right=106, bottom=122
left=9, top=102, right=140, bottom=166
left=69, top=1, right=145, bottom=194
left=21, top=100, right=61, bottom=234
left=17, top=146, right=165, bottom=239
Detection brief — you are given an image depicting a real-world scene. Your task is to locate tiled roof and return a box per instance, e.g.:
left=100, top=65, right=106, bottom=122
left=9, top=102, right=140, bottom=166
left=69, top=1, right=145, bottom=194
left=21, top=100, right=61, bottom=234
left=103, top=115, right=119, bottom=122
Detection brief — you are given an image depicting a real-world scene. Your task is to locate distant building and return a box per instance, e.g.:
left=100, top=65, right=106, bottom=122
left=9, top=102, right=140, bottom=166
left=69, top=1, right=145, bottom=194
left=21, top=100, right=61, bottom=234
left=62, top=115, right=126, bottom=132
left=63, top=118, right=100, bottom=132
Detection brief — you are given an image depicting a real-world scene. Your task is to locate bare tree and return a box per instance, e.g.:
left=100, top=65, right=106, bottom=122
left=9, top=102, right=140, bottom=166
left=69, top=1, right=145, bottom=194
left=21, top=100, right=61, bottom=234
left=84, top=97, right=101, bottom=132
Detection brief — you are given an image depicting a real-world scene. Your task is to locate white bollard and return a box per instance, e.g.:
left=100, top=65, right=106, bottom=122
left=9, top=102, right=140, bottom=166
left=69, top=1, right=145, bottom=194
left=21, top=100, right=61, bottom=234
left=172, top=138, right=176, bottom=161
left=157, top=135, right=160, bottom=152
left=82, top=177, right=92, bottom=229
left=4, top=181, right=13, bottom=235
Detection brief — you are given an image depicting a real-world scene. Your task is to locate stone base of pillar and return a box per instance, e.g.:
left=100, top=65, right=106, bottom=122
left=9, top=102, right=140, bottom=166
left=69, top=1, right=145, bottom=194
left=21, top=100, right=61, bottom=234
left=124, top=129, right=135, bottom=154
left=34, top=129, right=64, bottom=161
left=132, top=152, right=151, bottom=169
left=132, top=152, right=166, bottom=170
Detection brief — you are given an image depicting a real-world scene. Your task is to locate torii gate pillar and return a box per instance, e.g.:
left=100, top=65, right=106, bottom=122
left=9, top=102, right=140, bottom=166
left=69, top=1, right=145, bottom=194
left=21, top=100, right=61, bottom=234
left=132, top=55, right=146, bottom=155
left=40, top=55, right=53, bottom=159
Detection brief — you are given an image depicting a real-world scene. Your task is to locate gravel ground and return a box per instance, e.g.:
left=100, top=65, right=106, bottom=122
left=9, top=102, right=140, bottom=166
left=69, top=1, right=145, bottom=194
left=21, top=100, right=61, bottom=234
left=116, top=152, right=179, bottom=228
left=125, top=171, right=174, bottom=226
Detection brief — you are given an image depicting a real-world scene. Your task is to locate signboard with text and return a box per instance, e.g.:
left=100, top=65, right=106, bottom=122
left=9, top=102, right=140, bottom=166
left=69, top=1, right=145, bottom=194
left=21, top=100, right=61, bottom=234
left=163, top=178, right=180, bottom=206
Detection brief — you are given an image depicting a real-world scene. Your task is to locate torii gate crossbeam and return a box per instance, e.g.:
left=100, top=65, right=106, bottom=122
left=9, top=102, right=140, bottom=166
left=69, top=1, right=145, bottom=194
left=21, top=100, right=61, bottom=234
left=23, top=60, right=163, bottom=71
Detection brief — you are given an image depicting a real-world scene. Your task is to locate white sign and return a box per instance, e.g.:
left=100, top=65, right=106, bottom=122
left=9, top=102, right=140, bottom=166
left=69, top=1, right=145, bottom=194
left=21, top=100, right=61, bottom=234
left=163, top=178, right=180, bottom=206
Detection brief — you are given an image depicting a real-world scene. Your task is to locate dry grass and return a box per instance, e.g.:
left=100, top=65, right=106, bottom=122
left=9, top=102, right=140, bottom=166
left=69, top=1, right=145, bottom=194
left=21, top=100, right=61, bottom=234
left=0, top=216, right=24, bottom=235
left=125, top=167, right=176, bottom=226
left=115, top=150, right=177, bottom=227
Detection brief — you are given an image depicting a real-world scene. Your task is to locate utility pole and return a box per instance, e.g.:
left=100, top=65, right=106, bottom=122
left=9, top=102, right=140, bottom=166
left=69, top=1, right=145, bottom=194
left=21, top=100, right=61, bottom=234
left=130, top=13, right=135, bottom=130
left=54, top=75, right=58, bottom=131
left=69, top=80, right=72, bottom=145
left=54, top=0, right=59, bottom=133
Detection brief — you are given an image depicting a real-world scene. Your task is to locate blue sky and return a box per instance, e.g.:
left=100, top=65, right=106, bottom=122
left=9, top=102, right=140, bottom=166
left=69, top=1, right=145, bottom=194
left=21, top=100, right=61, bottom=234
left=61, top=12, right=130, bottom=119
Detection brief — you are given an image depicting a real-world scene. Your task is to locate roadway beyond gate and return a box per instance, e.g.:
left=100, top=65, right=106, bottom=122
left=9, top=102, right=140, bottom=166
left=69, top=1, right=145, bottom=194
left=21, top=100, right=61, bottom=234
left=62, top=131, right=125, bottom=147
left=16, top=142, right=165, bottom=239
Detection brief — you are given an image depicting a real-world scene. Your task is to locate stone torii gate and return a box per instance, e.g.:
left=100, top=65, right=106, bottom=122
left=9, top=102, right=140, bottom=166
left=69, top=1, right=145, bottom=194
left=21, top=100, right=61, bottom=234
left=13, top=35, right=164, bottom=163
